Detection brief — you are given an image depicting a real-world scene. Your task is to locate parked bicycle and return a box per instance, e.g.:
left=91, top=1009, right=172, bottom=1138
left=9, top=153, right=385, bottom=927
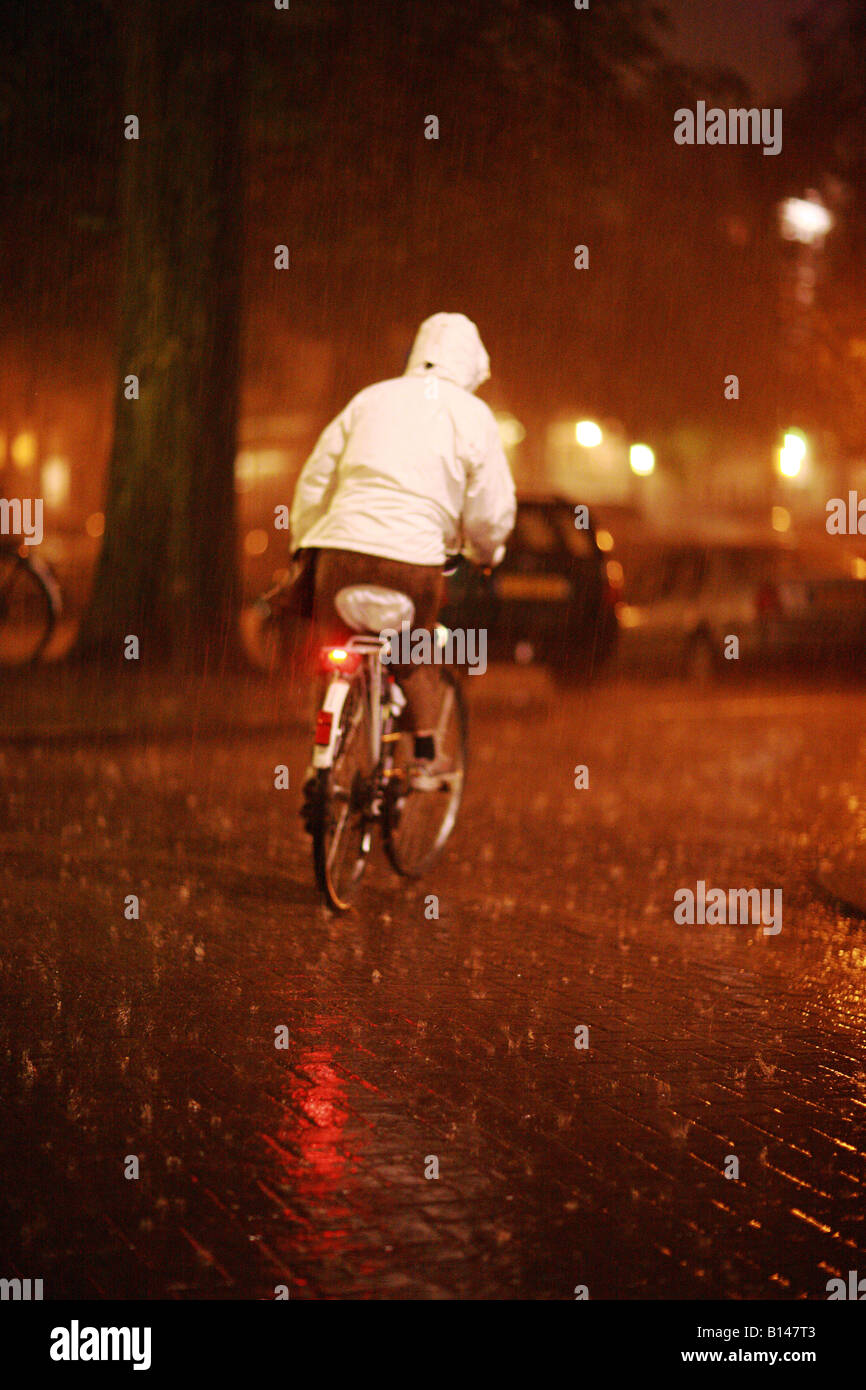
left=0, top=539, right=62, bottom=666
left=300, top=559, right=468, bottom=912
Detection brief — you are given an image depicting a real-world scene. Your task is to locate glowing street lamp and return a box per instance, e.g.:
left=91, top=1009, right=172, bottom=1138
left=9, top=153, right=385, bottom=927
left=41, top=456, right=70, bottom=507
left=11, top=431, right=37, bottom=470
left=496, top=413, right=526, bottom=449
left=779, top=193, right=833, bottom=247
left=629, top=443, right=655, bottom=476
left=575, top=420, right=603, bottom=448
left=779, top=429, right=807, bottom=478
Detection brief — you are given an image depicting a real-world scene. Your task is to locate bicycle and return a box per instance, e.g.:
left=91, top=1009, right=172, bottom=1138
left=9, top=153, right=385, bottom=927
left=302, top=561, right=468, bottom=912
left=0, top=539, right=62, bottom=666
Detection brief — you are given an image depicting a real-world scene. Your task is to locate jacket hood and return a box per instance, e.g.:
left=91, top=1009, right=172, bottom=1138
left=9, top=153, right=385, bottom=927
left=404, top=312, right=491, bottom=393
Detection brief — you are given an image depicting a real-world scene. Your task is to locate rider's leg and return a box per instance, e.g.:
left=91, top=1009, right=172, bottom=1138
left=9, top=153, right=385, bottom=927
left=397, top=665, right=438, bottom=741
left=402, top=665, right=454, bottom=788
left=309, top=548, right=448, bottom=778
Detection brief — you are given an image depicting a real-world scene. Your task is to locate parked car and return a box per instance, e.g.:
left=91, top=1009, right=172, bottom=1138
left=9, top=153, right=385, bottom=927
left=441, top=494, right=620, bottom=681
left=614, top=532, right=866, bottom=679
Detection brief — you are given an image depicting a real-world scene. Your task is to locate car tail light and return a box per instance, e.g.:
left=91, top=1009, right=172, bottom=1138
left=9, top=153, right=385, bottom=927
left=756, top=582, right=781, bottom=618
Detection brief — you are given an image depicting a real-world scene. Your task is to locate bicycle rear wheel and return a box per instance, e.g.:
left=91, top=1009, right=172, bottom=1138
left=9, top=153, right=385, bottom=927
left=0, top=552, right=55, bottom=666
left=310, top=675, right=376, bottom=912
left=383, top=669, right=466, bottom=877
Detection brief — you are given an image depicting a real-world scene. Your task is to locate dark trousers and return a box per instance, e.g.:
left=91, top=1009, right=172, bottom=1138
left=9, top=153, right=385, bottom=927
left=313, top=547, right=444, bottom=732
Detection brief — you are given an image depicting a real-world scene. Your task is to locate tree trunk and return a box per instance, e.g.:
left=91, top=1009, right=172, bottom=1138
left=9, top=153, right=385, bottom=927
left=79, top=0, right=249, bottom=666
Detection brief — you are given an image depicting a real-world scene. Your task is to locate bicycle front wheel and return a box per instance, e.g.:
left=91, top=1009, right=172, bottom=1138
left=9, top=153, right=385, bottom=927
left=0, top=552, right=55, bottom=666
left=310, top=675, right=376, bottom=912
left=383, top=669, right=467, bottom=877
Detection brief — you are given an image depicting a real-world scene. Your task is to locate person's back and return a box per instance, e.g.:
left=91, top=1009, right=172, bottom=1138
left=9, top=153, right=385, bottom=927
left=290, top=311, right=516, bottom=790
left=297, top=373, right=499, bottom=565
left=291, top=312, right=515, bottom=569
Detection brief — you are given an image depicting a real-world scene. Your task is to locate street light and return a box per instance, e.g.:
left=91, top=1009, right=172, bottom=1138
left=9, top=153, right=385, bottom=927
left=629, top=443, right=655, bottom=476
left=41, top=456, right=70, bottom=508
left=779, top=193, right=833, bottom=247
left=496, top=413, right=526, bottom=448
left=779, top=429, right=807, bottom=478
left=11, top=431, right=37, bottom=470
left=575, top=420, right=603, bottom=448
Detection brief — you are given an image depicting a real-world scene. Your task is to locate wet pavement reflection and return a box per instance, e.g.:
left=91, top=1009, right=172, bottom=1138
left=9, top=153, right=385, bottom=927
left=1, top=673, right=865, bottom=1298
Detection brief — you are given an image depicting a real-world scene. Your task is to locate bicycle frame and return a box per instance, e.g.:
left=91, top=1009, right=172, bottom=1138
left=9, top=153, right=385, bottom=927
left=307, top=625, right=466, bottom=909
left=312, top=634, right=393, bottom=773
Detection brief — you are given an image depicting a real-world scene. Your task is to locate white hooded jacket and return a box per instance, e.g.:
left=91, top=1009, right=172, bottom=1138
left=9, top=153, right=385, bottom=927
left=290, top=313, right=516, bottom=567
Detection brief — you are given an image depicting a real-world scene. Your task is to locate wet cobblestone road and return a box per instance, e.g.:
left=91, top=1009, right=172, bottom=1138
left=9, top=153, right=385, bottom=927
left=2, top=673, right=865, bottom=1299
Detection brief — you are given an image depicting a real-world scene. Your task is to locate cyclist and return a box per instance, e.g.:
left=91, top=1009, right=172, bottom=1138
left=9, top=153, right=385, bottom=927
left=289, top=311, right=516, bottom=787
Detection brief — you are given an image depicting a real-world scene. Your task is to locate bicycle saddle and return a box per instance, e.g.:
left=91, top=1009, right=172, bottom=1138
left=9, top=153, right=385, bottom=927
left=335, top=585, right=416, bottom=634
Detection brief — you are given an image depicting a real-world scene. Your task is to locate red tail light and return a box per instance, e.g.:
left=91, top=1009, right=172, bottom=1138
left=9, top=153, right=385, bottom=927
left=318, top=645, right=361, bottom=674
left=314, top=711, right=333, bottom=746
